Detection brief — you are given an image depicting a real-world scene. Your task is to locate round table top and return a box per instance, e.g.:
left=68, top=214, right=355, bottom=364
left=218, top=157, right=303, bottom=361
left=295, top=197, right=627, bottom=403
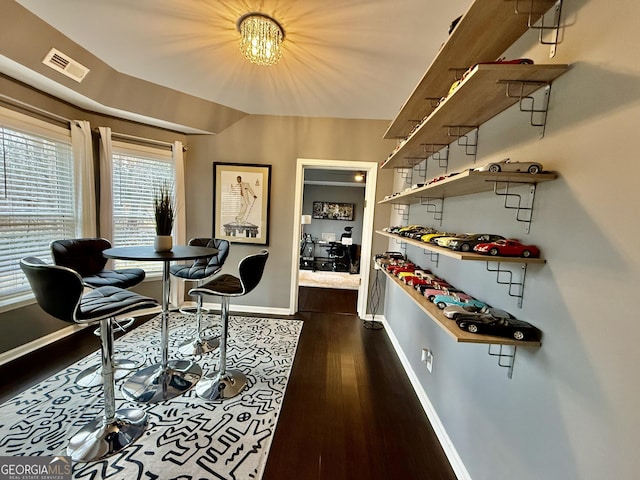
left=103, top=245, right=218, bottom=262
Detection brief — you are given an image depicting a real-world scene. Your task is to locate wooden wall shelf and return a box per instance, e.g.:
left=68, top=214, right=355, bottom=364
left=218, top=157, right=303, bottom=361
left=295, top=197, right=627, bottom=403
left=381, top=267, right=541, bottom=347
left=379, top=169, right=558, bottom=204
left=376, top=230, right=546, bottom=265
left=381, top=64, right=569, bottom=169
left=384, top=0, right=559, bottom=140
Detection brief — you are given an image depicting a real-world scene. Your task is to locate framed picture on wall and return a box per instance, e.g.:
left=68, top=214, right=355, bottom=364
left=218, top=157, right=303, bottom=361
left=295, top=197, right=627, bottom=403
left=312, top=201, right=355, bottom=221
left=213, top=162, right=271, bottom=245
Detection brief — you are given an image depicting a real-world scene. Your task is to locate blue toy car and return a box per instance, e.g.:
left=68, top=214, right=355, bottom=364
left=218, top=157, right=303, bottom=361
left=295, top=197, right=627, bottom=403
left=433, top=294, right=487, bottom=310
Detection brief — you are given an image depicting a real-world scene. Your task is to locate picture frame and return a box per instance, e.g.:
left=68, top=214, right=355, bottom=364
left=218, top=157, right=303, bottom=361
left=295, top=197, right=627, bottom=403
left=213, top=162, right=271, bottom=245
left=312, top=201, right=355, bottom=221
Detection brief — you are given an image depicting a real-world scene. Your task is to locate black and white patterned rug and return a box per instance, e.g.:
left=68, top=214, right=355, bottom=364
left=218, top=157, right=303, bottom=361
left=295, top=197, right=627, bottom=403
left=0, top=314, right=303, bottom=479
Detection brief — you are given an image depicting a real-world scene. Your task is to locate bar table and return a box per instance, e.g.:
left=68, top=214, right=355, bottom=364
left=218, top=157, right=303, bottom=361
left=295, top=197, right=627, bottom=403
left=103, top=245, right=218, bottom=403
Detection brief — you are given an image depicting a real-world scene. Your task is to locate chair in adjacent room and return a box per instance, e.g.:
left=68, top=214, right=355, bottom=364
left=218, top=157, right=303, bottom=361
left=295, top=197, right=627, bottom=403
left=188, top=249, right=269, bottom=401
left=20, top=257, right=159, bottom=462
left=51, top=238, right=148, bottom=384
left=170, top=238, right=230, bottom=355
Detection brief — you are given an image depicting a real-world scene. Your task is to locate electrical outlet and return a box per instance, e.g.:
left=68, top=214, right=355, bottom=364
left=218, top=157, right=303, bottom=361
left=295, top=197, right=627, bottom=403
left=421, top=348, right=433, bottom=373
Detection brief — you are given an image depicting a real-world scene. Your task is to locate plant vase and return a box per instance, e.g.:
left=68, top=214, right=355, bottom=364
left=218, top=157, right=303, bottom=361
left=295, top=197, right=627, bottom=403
left=154, top=235, right=173, bottom=252
left=153, top=181, right=175, bottom=252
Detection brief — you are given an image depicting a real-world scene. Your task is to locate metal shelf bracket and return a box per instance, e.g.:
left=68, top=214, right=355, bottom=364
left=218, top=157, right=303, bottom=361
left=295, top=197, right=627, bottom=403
left=419, top=143, right=450, bottom=169
left=419, top=197, right=444, bottom=225
left=485, top=261, right=528, bottom=308
left=446, top=126, right=478, bottom=160
left=395, top=166, right=413, bottom=186
left=501, top=81, right=552, bottom=138
left=513, top=0, right=563, bottom=57
left=392, top=204, right=410, bottom=222
left=394, top=238, right=407, bottom=256
left=488, top=344, right=517, bottom=379
left=422, top=250, right=440, bottom=267
left=413, top=160, right=428, bottom=180
left=430, top=144, right=450, bottom=169
left=492, top=181, right=537, bottom=233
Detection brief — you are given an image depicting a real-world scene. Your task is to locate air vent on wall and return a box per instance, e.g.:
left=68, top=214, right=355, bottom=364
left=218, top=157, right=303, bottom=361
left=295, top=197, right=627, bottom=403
left=42, top=48, right=89, bottom=83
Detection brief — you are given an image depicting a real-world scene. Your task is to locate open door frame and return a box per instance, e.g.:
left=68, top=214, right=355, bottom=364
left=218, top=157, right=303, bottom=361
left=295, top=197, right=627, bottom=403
left=289, top=158, right=378, bottom=318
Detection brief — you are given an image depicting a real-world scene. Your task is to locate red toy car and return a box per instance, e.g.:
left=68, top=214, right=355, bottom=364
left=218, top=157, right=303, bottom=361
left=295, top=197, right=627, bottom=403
left=473, top=239, right=540, bottom=258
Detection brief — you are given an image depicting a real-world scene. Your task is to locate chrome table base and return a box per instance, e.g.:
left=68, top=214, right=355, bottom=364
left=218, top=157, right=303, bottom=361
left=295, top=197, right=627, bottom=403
left=121, top=359, right=202, bottom=403
left=67, top=408, right=147, bottom=462
left=75, top=362, right=132, bottom=387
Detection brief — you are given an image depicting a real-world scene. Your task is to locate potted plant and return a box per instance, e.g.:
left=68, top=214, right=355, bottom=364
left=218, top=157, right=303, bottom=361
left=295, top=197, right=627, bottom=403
left=153, top=181, right=174, bottom=252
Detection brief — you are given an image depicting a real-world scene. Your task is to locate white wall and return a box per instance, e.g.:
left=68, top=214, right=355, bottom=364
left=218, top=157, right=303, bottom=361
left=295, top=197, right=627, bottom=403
left=381, top=1, right=640, bottom=479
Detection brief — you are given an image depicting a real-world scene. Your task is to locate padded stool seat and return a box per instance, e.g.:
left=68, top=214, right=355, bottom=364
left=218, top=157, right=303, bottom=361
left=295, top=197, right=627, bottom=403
left=20, top=257, right=158, bottom=462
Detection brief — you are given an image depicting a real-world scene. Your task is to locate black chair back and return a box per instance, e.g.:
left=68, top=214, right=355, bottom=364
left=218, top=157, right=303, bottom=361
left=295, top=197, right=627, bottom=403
left=50, top=238, right=111, bottom=276
left=20, top=257, right=83, bottom=323
left=188, top=238, right=230, bottom=277
left=238, top=250, right=269, bottom=295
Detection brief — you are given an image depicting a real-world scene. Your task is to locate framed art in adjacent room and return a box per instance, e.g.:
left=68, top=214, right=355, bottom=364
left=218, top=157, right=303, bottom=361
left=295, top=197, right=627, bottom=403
left=312, top=201, right=355, bottom=221
left=213, top=162, right=271, bottom=245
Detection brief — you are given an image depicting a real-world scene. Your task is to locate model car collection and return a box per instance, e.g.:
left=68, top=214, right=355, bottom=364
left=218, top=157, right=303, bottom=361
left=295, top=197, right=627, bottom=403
left=382, top=226, right=541, bottom=259
left=447, top=233, right=505, bottom=252
left=382, top=158, right=546, bottom=201
left=374, top=251, right=541, bottom=342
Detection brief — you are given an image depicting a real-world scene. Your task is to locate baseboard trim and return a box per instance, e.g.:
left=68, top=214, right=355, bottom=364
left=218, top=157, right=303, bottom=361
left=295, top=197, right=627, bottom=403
left=381, top=315, right=471, bottom=480
left=0, top=324, right=88, bottom=366
left=201, top=302, right=291, bottom=317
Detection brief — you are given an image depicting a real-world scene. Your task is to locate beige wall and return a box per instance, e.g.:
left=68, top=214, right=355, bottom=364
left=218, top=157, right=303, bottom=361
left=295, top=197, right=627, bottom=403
left=0, top=80, right=394, bottom=352
left=0, top=78, right=182, bottom=354
left=184, top=114, right=393, bottom=310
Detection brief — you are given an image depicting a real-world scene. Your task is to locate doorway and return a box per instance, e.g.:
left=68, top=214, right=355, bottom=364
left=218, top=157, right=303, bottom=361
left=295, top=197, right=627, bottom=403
left=289, top=158, right=378, bottom=318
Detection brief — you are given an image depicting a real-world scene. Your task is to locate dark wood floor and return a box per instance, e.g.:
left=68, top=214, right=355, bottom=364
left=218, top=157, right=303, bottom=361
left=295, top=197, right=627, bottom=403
left=263, top=287, right=455, bottom=480
left=0, top=288, right=456, bottom=480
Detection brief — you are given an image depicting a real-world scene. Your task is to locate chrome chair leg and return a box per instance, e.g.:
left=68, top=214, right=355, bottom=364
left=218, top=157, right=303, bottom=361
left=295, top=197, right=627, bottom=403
left=178, top=295, right=220, bottom=356
left=75, top=317, right=143, bottom=387
left=195, top=297, right=246, bottom=401
left=67, top=317, right=148, bottom=462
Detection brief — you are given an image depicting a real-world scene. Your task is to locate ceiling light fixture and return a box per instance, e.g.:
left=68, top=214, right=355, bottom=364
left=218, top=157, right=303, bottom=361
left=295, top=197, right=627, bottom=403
left=354, top=172, right=365, bottom=182
left=237, top=12, right=285, bottom=66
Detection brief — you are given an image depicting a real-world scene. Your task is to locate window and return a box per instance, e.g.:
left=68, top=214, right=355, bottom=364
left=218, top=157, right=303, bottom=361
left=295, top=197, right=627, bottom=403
left=0, top=109, right=75, bottom=303
left=111, top=141, right=174, bottom=275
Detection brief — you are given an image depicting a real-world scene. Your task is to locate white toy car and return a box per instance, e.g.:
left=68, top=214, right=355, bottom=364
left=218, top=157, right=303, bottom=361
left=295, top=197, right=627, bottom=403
left=474, top=158, right=542, bottom=174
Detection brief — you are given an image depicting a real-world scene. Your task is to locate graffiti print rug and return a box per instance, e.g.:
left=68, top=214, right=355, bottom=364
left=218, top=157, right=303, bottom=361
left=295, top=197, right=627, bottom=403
left=0, top=314, right=303, bottom=479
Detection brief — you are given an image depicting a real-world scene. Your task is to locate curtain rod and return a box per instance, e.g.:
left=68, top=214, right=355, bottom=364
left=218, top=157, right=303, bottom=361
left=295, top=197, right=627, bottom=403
left=0, top=94, right=71, bottom=128
left=110, top=131, right=174, bottom=148
left=96, top=129, right=186, bottom=151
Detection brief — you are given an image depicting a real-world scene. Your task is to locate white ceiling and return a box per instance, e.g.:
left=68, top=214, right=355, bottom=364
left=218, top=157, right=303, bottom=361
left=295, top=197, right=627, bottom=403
left=13, top=0, right=469, bottom=124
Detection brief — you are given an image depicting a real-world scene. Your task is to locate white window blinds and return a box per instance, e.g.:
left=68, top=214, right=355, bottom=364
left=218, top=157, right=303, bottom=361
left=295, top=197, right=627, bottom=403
left=0, top=110, right=74, bottom=301
left=111, top=141, right=174, bottom=274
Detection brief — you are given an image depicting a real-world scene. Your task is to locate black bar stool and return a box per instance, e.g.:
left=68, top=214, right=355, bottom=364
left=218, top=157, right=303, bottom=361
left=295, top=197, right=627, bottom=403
left=20, top=257, right=158, bottom=462
left=188, top=250, right=269, bottom=401
left=170, top=238, right=230, bottom=355
left=51, top=238, right=148, bottom=386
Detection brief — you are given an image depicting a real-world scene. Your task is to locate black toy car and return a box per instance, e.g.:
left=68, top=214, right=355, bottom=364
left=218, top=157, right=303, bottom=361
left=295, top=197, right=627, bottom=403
left=447, top=233, right=505, bottom=252
left=456, top=315, right=541, bottom=341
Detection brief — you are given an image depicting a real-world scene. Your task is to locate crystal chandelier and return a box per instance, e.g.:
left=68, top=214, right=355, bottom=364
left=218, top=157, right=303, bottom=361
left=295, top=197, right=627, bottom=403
left=237, top=13, right=285, bottom=66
